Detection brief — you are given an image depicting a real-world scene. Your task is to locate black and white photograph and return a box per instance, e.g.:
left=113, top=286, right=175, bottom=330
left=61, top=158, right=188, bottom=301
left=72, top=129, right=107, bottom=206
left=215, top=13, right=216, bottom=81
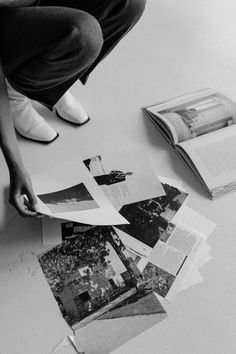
left=37, top=226, right=143, bottom=328
left=38, top=182, right=98, bottom=213
left=141, top=262, right=176, bottom=298
left=83, top=150, right=165, bottom=208
left=116, top=183, right=188, bottom=248
left=75, top=289, right=167, bottom=354
left=61, top=221, right=95, bottom=241
left=0, top=1, right=233, bottom=353
left=84, top=155, right=134, bottom=186
left=158, top=93, right=236, bottom=142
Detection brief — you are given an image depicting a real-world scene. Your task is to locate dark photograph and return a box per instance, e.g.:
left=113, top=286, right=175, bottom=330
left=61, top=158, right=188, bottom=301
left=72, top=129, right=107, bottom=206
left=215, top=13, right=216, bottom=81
left=61, top=221, right=95, bottom=241
left=38, top=182, right=98, bottom=213
left=37, top=226, right=143, bottom=328
left=116, top=183, right=188, bottom=248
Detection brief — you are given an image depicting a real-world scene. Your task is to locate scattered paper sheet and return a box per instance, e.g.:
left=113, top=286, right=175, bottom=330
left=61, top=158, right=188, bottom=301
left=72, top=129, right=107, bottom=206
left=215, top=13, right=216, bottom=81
left=83, top=150, right=165, bottom=209
left=32, top=159, right=128, bottom=225
left=179, top=268, right=203, bottom=292
left=37, top=226, right=167, bottom=354
left=173, top=205, right=216, bottom=238
left=53, top=335, right=85, bottom=354
left=126, top=242, right=208, bottom=294
left=178, top=241, right=212, bottom=292
left=40, top=174, right=215, bottom=301
left=140, top=221, right=205, bottom=301
left=115, top=182, right=188, bottom=257
left=74, top=291, right=167, bottom=354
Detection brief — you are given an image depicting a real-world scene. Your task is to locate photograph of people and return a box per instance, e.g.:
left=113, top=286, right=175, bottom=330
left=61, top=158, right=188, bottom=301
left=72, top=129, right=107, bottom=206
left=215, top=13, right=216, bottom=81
left=0, top=0, right=146, bottom=217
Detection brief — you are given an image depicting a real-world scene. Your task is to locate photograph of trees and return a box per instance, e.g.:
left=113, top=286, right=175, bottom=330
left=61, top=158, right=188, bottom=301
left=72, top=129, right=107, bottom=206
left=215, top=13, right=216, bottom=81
left=117, top=183, right=188, bottom=248
left=37, top=226, right=141, bottom=327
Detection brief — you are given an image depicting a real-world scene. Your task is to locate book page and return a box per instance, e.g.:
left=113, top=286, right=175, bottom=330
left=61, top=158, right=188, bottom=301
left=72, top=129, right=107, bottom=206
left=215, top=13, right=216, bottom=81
left=179, top=124, right=236, bottom=192
left=145, top=89, right=236, bottom=144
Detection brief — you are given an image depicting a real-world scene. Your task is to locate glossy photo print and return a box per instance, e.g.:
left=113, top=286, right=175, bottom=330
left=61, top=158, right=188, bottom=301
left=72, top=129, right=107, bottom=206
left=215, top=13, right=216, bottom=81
left=37, top=226, right=143, bottom=328
left=38, top=182, right=98, bottom=213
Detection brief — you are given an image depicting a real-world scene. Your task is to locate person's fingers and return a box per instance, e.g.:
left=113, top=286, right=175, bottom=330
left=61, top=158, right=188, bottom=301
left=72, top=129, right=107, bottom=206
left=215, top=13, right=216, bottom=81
left=11, top=195, right=37, bottom=217
left=25, top=186, right=38, bottom=211
left=36, top=213, right=44, bottom=219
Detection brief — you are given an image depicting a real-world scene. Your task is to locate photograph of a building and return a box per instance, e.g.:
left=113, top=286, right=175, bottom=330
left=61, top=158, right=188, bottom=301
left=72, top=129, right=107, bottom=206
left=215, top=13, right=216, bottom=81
left=37, top=226, right=142, bottom=328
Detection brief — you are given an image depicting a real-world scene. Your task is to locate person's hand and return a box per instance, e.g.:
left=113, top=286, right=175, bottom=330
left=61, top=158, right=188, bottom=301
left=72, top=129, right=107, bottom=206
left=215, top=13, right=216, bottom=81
left=9, top=169, right=38, bottom=217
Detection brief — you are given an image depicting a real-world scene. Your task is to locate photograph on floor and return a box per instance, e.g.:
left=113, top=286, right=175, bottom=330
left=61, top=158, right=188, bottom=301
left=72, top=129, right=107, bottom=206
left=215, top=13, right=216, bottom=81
left=37, top=226, right=145, bottom=328
left=61, top=221, right=95, bottom=241
left=75, top=290, right=167, bottom=354
left=141, top=262, right=176, bottom=298
left=116, top=182, right=188, bottom=248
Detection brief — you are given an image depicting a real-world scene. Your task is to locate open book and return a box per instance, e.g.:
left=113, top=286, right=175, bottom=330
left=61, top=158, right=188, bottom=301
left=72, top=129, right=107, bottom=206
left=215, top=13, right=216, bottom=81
left=143, top=89, right=236, bottom=199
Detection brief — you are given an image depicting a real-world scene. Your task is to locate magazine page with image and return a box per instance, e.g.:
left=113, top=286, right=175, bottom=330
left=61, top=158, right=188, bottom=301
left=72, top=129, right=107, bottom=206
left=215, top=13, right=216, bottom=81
left=114, top=181, right=189, bottom=257
left=83, top=149, right=165, bottom=210
left=143, top=89, right=236, bottom=198
left=126, top=222, right=205, bottom=302
left=31, top=159, right=128, bottom=226
left=37, top=226, right=167, bottom=354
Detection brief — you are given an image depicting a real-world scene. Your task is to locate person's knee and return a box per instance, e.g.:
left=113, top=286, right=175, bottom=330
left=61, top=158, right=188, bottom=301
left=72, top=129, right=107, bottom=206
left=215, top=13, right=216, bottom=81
left=119, top=0, right=146, bottom=27
left=69, top=12, right=103, bottom=66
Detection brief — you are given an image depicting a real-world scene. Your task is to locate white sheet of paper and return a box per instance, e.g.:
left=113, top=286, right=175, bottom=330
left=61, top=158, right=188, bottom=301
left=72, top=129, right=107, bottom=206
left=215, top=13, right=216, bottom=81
left=32, top=159, right=128, bottom=225
left=41, top=217, right=65, bottom=245
left=195, top=242, right=212, bottom=269
left=145, top=221, right=205, bottom=301
left=178, top=242, right=212, bottom=293
left=158, top=176, right=184, bottom=190
left=83, top=150, right=165, bottom=209
left=173, top=205, right=216, bottom=238
left=178, top=267, right=203, bottom=292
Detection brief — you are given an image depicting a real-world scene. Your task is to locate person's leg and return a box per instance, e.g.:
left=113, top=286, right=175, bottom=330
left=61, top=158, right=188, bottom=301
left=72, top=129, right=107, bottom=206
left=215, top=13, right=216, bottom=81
left=77, top=0, right=147, bottom=84
left=0, top=6, right=103, bottom=139
left=1, top=6, right=103, bottom=106
left=20, top=0, right=147, bottom=103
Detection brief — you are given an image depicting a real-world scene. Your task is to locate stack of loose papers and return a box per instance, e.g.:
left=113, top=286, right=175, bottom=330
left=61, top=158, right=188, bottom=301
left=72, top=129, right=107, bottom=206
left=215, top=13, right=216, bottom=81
left=34, top=149, right=215, bottom=354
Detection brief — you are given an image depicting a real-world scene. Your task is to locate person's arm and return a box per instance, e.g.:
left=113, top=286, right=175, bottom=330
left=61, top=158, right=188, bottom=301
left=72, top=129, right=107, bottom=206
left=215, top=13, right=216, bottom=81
left=0, top=61, right=37, bottom=216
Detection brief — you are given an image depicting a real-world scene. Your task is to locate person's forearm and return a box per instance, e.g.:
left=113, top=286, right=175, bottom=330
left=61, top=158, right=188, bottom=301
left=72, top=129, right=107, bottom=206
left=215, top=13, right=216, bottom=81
left=0, top=61, right=26, bottom=177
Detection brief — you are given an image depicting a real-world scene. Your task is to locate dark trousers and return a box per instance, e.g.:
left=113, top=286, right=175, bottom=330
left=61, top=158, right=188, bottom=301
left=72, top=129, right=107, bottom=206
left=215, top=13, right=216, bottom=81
left=0, top=0, right=146, bottom=106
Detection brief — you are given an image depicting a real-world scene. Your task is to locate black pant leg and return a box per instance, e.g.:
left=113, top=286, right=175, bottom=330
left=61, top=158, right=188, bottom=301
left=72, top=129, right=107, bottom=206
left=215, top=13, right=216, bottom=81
left=1, top=1, right=146, bottom=105
left=1, top=6, right=103, bottom=105
left=39, top=0, right=146, bottom=85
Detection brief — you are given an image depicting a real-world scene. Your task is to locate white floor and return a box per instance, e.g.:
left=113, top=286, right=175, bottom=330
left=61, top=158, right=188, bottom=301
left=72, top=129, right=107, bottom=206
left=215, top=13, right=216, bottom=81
left=1, top=1, right=236, bottom=353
